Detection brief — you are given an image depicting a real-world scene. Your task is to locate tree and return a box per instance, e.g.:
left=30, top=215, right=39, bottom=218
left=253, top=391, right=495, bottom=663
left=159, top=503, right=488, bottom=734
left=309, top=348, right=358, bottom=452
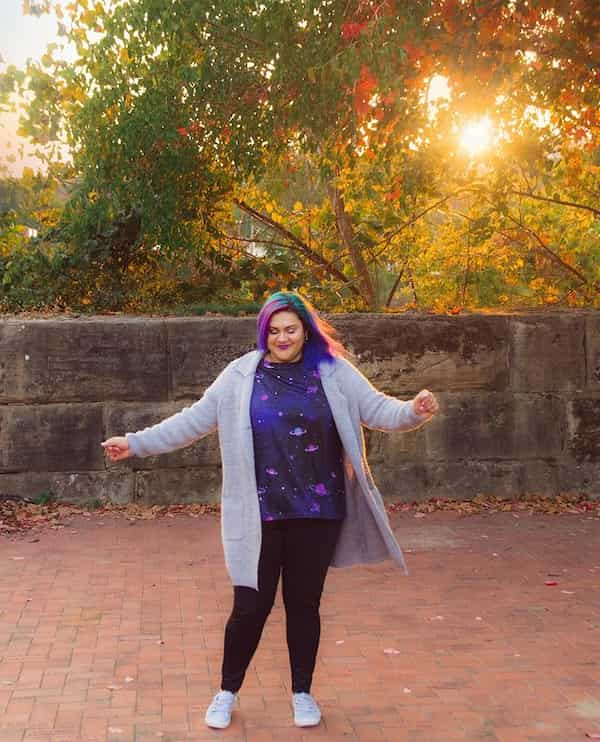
left=2, top=0, right=599, bottom=311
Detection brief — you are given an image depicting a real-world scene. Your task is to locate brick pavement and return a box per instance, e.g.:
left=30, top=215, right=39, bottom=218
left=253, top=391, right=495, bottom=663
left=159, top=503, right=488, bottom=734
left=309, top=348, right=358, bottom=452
left=0, top=509, right=599, bottom=741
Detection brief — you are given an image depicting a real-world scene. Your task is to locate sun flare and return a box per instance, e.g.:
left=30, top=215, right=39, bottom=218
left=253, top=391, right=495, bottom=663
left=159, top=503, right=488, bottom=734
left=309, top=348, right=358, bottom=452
left=459, top=117, right=494, bottom=156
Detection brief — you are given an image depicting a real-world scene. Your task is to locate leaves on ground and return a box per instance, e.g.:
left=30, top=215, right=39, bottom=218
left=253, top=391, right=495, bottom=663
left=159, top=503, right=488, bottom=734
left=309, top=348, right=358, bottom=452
left=1, top=493, right=598, bottom=539
left=387, top=493, right=600, bottom=517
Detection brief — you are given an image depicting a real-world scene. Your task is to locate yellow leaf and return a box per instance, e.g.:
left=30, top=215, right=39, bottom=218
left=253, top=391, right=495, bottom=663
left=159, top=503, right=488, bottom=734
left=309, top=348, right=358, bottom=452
left=81, top=9, right=96, bottom=25
left=293, top=201, right=303, bottom=212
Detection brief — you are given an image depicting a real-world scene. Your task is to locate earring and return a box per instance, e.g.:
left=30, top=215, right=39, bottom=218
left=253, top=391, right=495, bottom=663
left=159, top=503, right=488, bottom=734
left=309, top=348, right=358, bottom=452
left=304, top=333, right=308, bottom=342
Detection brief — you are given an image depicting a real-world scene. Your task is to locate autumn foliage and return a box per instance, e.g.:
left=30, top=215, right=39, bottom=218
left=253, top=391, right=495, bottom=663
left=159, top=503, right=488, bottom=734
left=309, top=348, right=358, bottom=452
left=0, top=0, right=599, bottom=312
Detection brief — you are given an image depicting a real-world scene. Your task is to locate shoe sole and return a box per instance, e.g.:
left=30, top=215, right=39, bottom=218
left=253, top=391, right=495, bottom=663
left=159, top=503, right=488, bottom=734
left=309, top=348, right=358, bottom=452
left=205, top=719, right=231, bottom=729
left=294, top=718, right=321, bottom=727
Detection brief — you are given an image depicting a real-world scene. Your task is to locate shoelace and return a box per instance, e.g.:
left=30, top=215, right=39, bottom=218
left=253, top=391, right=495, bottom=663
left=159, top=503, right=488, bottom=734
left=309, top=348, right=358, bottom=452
left=295, top=694, right=317, bottom=711
left=211, top=693, right=233, bottom=710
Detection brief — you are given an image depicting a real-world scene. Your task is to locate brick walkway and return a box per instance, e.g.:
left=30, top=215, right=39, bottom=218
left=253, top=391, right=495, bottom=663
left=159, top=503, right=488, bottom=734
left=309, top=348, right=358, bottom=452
left=0, top=509, right=599, bottom=742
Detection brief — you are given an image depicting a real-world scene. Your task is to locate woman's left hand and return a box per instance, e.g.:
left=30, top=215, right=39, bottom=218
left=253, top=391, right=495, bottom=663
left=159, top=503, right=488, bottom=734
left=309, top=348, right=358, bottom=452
left=412, top=389, right=439, bottom=418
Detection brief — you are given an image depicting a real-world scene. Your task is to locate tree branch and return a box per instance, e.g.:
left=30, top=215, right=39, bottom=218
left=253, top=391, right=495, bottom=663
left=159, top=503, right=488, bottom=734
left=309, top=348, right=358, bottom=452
left=509, top=190, right=600, bottom=218
left=449, top=207, right=599, bottom=294
left=504, top=212, right=596, bottom=287
left=372, top=192, right=463, bottom=259
left=385, top=260, right=407, bottom=308
left=233, top=199, right=361, bottom=296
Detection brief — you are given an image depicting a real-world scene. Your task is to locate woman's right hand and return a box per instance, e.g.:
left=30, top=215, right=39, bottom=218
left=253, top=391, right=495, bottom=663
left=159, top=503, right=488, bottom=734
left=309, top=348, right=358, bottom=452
left=101, top=436, right=132, bottom=462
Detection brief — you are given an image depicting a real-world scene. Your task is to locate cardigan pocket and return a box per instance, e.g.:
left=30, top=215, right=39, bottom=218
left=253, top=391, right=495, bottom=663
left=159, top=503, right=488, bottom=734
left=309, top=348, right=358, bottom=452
left=221, top=497, right=245, bottom=540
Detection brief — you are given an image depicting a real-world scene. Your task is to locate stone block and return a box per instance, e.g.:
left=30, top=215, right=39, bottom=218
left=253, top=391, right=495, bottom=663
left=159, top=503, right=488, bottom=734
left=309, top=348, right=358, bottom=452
left=372, top=459, right=521, bottom=501
left=371, top=463, right=428, bottom=501
left=509, top=314, right=586, bottom=392
left=424, top=460, right=521, bottom=500
left=0, top=319, right=169, bottom=403
left=135, top=467, right=222, bottom=505
left=331, top=313, right=509, bottom=394
left=104, top=402, right=221, bottom=469
left=558, top=462, right=600, bottom=497
left=168, top=317, right=256, bottom=399
left=0, top=404, right=105, bottom=472
left=364, top=425, right=425, bottom=464
left=518, top=459, right=560, bottom=497
left=0, top=470, right=134, bottom=505
left=566, top=398, right=600, bottom=463
left=586, top=314, right=600, bottom=390
left=421, top=393, right=564, bottom=460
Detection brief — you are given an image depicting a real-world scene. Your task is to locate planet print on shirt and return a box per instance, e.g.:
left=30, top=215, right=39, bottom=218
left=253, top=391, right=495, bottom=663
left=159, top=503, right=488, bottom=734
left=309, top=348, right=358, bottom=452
left=250, top=357, right=346, bottom=522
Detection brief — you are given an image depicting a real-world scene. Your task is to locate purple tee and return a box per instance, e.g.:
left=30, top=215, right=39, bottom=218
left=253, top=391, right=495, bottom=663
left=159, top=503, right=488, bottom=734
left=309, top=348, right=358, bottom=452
left=250, top=357, right=346, bottom=522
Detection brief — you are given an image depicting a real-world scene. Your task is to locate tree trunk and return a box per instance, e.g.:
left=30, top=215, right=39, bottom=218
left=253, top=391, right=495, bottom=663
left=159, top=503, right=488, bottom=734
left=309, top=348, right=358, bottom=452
left=328, top=185, right=376, bottom=309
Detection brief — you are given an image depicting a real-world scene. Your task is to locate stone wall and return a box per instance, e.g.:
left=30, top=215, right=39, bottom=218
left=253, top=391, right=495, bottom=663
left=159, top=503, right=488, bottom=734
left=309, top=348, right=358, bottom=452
left=1, top=312, right=599, bottom=505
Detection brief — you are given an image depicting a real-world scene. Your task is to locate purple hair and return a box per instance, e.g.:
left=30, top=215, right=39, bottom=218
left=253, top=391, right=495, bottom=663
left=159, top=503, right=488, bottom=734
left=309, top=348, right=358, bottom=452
left=256, top=291, right=346, bottom=366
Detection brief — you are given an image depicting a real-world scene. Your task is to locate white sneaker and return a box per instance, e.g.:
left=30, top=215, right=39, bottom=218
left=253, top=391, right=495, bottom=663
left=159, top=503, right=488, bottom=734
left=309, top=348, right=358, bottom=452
left=292, top=692, right=321, bottom=727
left=205, top=690, right=236, bottom=729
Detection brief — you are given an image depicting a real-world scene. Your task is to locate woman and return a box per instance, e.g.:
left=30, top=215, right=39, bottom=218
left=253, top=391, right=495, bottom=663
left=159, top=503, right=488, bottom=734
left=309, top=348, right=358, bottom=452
left=102, top=291, right=439, bottom=730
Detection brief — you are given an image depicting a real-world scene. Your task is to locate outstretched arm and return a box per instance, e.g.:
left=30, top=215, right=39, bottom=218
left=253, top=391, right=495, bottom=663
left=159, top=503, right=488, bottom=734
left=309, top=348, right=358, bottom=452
left=102, top=364, right=231, bottom=460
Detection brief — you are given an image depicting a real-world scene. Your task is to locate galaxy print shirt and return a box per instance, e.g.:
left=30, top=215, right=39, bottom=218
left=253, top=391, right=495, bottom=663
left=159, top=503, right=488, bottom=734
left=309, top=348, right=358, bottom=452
left=250, top=357, right=346, bottom=522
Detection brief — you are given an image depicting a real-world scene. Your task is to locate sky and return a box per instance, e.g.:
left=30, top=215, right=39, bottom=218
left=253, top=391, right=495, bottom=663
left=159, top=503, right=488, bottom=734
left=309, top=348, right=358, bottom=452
left=0, top=1, right=67, bottom=175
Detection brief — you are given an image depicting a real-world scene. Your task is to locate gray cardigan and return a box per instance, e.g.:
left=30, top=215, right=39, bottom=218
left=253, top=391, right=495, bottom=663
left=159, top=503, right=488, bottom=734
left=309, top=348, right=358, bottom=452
left=126, top=350, right=430, bottom=589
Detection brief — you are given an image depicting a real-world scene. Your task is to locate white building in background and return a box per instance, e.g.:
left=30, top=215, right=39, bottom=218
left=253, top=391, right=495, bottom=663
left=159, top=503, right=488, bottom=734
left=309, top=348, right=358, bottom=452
left=246, top=222, right=267, bottom=258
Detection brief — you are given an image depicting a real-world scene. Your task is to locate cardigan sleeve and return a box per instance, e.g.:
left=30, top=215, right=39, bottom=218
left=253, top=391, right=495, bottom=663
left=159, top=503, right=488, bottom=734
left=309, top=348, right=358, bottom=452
left=338, top=358, right=431, bottom=432
left=125, top=363, right=232, bottom=457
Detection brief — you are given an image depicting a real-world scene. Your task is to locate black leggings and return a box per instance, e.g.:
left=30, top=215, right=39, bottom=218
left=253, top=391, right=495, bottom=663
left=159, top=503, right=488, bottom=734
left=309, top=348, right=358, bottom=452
left=221, top=518, right=343, bottom=694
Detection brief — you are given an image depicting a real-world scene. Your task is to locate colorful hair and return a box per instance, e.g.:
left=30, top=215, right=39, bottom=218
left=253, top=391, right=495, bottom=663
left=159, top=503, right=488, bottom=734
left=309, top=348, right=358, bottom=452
left=256, top=291, right=345, bottom=366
